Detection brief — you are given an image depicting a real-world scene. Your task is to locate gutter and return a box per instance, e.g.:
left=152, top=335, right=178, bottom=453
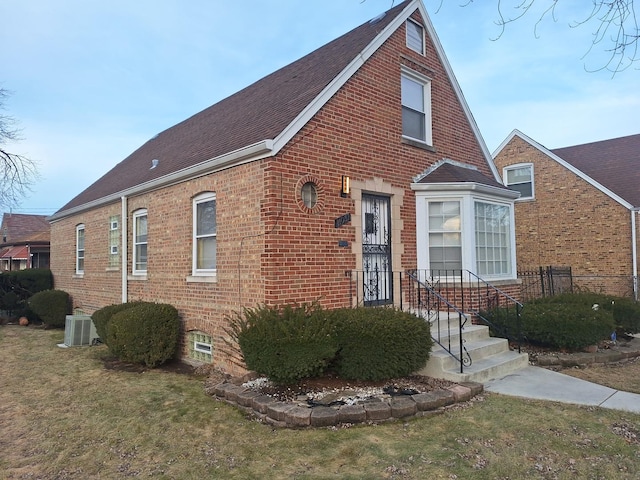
left=121, top=196, right=128, bottom=304
left=633, top=209, right=639, bottom=301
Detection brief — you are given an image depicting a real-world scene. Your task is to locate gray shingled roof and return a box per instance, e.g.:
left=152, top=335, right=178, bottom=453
left=551, top=133, right=640, bottom=207
left=56, top=1, right=411, bottom=214
left=416, top=160, right=506, bottom=188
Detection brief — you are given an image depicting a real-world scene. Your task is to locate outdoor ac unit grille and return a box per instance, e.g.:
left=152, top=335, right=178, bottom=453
left=64, top=315, right=99, bottom=347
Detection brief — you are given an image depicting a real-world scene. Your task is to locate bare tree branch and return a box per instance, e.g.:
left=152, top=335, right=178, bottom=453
left=0, top=88, right=40, bottom=209
left=475, top=0, right=640, bottom=74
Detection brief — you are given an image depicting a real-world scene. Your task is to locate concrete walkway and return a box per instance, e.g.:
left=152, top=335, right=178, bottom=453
left=485, top=366, right=640, bottom=414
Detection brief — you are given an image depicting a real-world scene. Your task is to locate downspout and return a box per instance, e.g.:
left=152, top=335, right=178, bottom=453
left=121, top=196, right=128, bottom=303
left=632, top=209, right=638, bottom=301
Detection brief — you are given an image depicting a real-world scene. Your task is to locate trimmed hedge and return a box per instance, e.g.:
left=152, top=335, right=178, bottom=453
left=92, top=301, right=144, bottom=345
left=331, top=307, right=433, bottom=381
left=229, top=304, right=433, bottom=384
left=28, top=289, right=71, bottom=328
left=228, top=304, right=338, bottom=384
left=105, top=302, right=180, bottom=367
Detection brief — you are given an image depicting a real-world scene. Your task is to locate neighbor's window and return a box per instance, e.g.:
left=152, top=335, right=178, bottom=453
left=301, top=182, right=318, bottom=209
left=428, top=201, right=462, bottom=272
left=132, top=209, right=148, bottom=274
left=401, top=67, right=432, bottom=145
left=475, top=201, right=512, bottom=276
left=504, top=164, right=534, bottom=200
left=108, top=215, right=120, bottom=268
left=76, top=224, right=85, bottom=274
left=193, top=192, right=216, bottom=275
left=406, top=19, right=424, bottom=54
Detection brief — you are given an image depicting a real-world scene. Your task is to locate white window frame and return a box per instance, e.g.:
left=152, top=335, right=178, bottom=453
left=192, top=192, right=216, bottom=276
left=415, top=188, right=518, bottom=281
left=406, top=19, right=425, bottom=55
left=132, top=209, right=148, bottom=275
left=427, top=200, right=463, bottom=272
left=503, top=163, right=534, bottom=200
left=401, top=66, right=432, bottom=146
left=76, top=224, right=85, bottom=275
left=474, top=200, right=512, bottom=276
left=194, top=341, right=212, bottom=355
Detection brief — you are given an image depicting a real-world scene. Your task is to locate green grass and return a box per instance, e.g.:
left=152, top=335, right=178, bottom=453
left=1, top=326, right=640, bottom=479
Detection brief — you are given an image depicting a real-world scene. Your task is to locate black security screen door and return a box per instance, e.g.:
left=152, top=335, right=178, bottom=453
left=362, top=194, right=392, bottom=306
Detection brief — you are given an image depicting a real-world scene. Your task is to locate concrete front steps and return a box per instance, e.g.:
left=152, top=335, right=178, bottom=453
left=416, top=314, right=529, bottom=383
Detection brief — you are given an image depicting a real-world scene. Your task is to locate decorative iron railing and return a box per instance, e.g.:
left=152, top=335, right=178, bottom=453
left=404, top=270, right=471, bottom=373
left=348, top=268, right=524, bottom=374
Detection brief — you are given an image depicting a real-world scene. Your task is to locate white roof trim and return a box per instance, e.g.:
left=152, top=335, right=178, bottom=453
left=271, top=0, right=502, bottom=184
left=410, top=181, right=521, bottom=199
left=495, top=129, right=634, bottom=210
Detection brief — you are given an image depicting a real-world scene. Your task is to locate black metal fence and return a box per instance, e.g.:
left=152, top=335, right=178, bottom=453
left=519, top=266, right=638, bottom=302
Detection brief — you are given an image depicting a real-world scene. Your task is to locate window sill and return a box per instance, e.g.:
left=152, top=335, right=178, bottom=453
left=402, top=137, right=436, bottom=152
left=105, top=267, right=119, bottom=272
left=186, top=275, right=217, bottom=284
left=127, top=274, right=148, bottom=281
left=72, top=273, right=84, bottom=279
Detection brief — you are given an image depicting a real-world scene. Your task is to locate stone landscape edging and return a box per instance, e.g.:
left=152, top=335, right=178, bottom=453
left=206, top=378, right=484, bottom=428
left=536, top=344, right=640, bottom=368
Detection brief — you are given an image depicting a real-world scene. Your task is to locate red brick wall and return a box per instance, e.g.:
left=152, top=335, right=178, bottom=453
left=494, top=135, right=638, bottom=297
left=51, top=9, right=505, bottom=373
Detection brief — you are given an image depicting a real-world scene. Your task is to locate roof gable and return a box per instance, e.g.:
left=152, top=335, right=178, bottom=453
left=53, top=0, right=498, bottom=219
left=496, top=130, right=640, bottom=209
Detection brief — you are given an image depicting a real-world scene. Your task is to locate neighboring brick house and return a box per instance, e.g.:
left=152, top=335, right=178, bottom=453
left=0, top=213, right=51, bottom=271
left=493, top=130, right=640, bottom=299
left=49, top=0, right=520, bottom=373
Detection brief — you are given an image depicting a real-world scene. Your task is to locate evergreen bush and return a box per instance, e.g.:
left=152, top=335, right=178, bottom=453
left=106, top=302, right=181, bottom=367
left=228, top=303, right=338, bottom=384
left=28, top=289, right=71, bottom=328
left=92, top=301, right=144, bottom=345
left=331, top=307, right=432, bottom=381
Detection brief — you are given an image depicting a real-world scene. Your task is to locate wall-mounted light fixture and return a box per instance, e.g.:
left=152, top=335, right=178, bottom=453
left=341, top=175, right=350, bottom=197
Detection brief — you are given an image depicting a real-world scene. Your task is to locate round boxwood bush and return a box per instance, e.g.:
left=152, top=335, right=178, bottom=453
left=331, top=307, right=433, bottom=381
left=106, top=302, right=181, bottom=367
left=229, top=303, right=338, bottom=384
left=92, top=301, right=144, bottom=346
left=28, top=289, right=71, bottom=328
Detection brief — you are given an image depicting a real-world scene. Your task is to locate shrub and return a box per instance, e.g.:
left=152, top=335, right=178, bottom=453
left=331, top=307, right=432, bottom=381
left=228, top=303, right=338, bottom=384
left=28, top=289, right=71, bottom=328
left=92, top=301, right=144, bottom=345
left=105, top=302, right=181, bottom=367
left=512, top=300, right=615, bottom=350
left=530, top=292, right=640, bottom=336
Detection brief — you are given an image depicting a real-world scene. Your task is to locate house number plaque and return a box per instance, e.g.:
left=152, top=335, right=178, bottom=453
left=334, top=213, right=351, bottom=228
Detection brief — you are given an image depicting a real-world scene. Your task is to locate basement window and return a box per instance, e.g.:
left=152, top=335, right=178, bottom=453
left=189, top=331, right=213, bottom=363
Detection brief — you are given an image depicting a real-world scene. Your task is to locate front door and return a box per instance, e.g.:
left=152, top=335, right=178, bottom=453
left=362, top=194, right=392, bottom=305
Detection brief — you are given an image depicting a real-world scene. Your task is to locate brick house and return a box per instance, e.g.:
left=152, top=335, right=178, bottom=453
left=0, top=213, right=51, bottom=271
left=493, top=130, right=640, bottom=300
left=49, top=0, right=521, bottom=374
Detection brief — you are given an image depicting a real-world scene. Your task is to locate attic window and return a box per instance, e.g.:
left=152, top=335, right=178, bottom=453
left=406, top=19, right=424, bottom=55
left=504, top=164, right=534, bottom=200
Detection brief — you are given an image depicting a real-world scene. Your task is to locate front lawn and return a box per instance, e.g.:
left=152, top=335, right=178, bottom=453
left=1, top=326, right=639, bottom=479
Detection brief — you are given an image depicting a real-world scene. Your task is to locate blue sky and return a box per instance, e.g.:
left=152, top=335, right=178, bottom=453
left=1, top=0, right=638, bottom=215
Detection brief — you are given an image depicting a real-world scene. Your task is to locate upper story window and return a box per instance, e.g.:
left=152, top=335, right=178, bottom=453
left=76, top=224, right=85, bottom=274
left=504, top=164, right=534, bottom=200
left=192, top=193, right=216, bottom=275
left=401, top=67, right=432, bottom=146
left=132, top=209, right=148, bottom=274
left=406, top=19, right=425, bottom=55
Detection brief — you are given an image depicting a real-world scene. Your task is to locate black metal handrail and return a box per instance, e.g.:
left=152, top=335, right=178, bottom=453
left=464, top=270, right=524, bottom=353
left=405, top=270, right=471, bottom=374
